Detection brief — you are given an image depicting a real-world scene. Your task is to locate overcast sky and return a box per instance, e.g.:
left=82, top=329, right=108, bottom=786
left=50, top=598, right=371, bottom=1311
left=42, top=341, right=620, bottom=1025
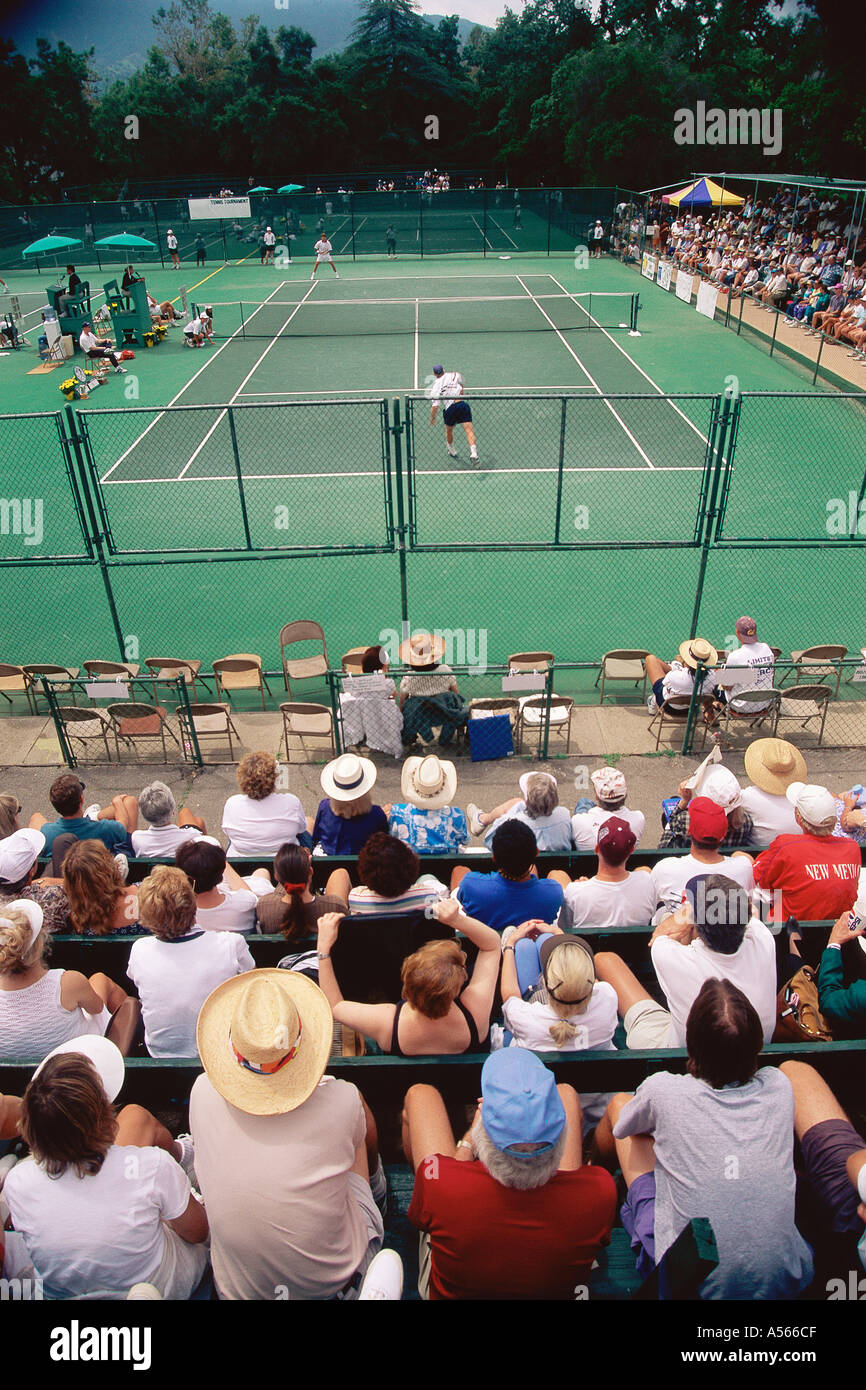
left=419, top=0, right=520, bottom=25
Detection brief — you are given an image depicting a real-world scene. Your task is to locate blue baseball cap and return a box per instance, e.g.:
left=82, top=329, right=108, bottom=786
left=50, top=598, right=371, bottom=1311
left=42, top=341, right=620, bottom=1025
left=432, top=364, right=444, bottom=376
left=481, top=1050, right=565, bottom=1155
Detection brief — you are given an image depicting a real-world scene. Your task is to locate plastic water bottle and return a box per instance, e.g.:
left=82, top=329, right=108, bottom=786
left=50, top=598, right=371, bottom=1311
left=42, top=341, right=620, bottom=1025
left=849, top=897, right=866, bottom=933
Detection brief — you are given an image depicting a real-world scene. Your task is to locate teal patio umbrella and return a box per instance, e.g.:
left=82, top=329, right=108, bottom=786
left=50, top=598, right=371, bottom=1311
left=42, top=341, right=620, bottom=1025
left=278, top=184, right=304, bottom=194
left=94, top=233, right=158, bottom=249
left=22, top=234, right=82, bottom=271
left=248, top=185, right=274, bottom=194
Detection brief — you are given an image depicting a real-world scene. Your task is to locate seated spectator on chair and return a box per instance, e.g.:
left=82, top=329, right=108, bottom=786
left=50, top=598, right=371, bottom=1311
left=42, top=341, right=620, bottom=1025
left=128, top=866, right=254, bottom=1058
left=79, top=322, right=126, bottom=373
left=340, top=646, right=404, bottom=759
left=0, top=828, right=70, bottom=935
left=3, top=1040, right=208, bottom=1300
left=347, top=832, right=448, bottom=916
left=0, top=900, right=138, bottom=1061
left=310, top=755, right=388, bottom=855
left=190, top=970, right=387, bottom=1300
left=713, top=615, right=776, bottom=714
left=659, top=769, right=755, bottom=850
left=596, top=980, right=812, bottom=1299
left=316, top=897, right=500, bottom=1055
left=62, top=839, right=139, bottom=937
left=466, top=772, right=572, bottom=853
left=754, top=782, right=861, bottom=923
left=58, top=265, right=82, bottom=314
left=453, top=821, right=563, bottom=932
left=740, top=738, right=805, bottom=843
left=570, top=766, right=646, bottom=851
left=780, top=1061, right=866, bottom=1280
left=644, top=639, right=718, bottom=721
left=221, top=752, right=307, bottom=857
left=808, top=287, right=847, bottom=336
left=388, top=755, right=468, bottom=853
left=403, top=1049, right=617, bottom=1300
left=256, top=842, right=350, bottom=941
left=759, top=268, right=788, bottom=311
left=131, top=781, right=205, bottom=858
left=596, top=874, right=777, bottom=1050
left=553, top=817, right=655, bottom=930
left=650, top=797, right=754, bottom=924
left=398, top=631, right=467, bottom=748
left=175, top=837, right=268, bottom=934
left=40, top=774, right=136, bottom=858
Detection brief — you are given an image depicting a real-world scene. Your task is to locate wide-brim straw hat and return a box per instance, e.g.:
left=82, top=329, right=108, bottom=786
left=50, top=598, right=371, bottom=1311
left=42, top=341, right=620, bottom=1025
left=401, top=754, right=457, bottom=809
left=320, top=753, right=377, bottom=802
left=196, top=970, right=333, bottom=1116
left=744, top=738, right=807, bottom=796
left=398, top=630, right=446, bottom=667
left=678, top=637, right=718, bottom=669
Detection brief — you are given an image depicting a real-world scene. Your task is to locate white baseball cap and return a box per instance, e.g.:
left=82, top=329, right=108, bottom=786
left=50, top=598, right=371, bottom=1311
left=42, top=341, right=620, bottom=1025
left=699, top=767, right=743, bottom=811
left=591, top=766, right=627, bottom=801
left=785, top=782, right=837, bottom=824
left=0, top=828, right=45, bottom=882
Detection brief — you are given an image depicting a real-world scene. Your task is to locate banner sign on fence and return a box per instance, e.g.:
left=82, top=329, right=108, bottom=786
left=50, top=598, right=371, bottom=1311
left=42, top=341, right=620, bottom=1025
left=657, top=260, right=673, bottom=291
left=188, top=197, right=251, bottom=220
left=696, top=281, right=719, bottom=320
left=641, top=253, right=657, bottom=280
left=675, top=270, right=694, bottom=303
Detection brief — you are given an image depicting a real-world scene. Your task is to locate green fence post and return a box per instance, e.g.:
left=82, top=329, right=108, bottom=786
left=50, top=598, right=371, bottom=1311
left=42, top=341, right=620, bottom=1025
left=42, top=679, right=77, bottom=769
left=539, top=663, right=554, bottom=762
left=327, top=669, right=343, bottom=755
left=226, top=407, right=253, bottom=550
left=689, top=393, right=730, bottom=638
left=391, top=398, right=410, bottom=631
left=175, top=674, right=203, bottom=767
left=554, top=397, right=566, bottom=544
left=680, top=660, right=710, bottom=758
left=63, top=405, right=127, bottom=661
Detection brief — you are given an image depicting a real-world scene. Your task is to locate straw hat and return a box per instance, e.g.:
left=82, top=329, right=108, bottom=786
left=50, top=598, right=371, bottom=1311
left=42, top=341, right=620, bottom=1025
left=35, top=1034, right=125, bottom=1102
left=401, top=754, right=457, bottom=810
left=677, top=637, right=718, bottom=669
left=196, top=970, right=333, bottom=1116
left=320, top=753, right=377, bottom=802
left=398, top=631, right=445, bottom=667
left=744, top=738, right=807, bottom=796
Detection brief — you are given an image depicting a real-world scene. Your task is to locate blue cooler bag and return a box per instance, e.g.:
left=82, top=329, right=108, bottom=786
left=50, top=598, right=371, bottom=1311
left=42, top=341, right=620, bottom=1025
left=468, top=714, right=514, bottom=762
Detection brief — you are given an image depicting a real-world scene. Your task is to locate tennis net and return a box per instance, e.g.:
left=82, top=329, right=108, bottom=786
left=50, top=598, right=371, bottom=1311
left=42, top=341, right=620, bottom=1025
left=199, top=290, right=640, bottom=340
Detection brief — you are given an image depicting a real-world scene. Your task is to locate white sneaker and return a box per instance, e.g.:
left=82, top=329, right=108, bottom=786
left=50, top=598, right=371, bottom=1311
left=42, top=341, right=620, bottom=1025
left=334, top=272, right=340, bottom=278
left=174, top=1133, right=198, bottom=1189
left=466, top=802, right=485, bottom=837
left=358, top=1249, right=403, bottom=1302
left=114, top=853, right=129, bottom=882
left=446, top=444, right=458, bottom=458
left=310, top=272, right=316, bottom=280
left=469, top=448, right=479, bottom=463
left=84, top=803, right=101, bottom=821
left=127, top=1283, right=162, bottom=1301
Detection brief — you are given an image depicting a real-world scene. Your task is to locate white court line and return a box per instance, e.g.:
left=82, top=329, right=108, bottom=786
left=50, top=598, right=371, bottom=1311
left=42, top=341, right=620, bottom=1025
left=487, top=215, right=519, bottom=250
left=338, top=217, right=366, bottom=256
left=175, top=281, right=320, bottom=480
left=236, top=385, right=600, bottom=396
left=547, top=274, right=713, bottom=452
left=470, top=216, right=491, bottom=250
left=413, top=300, right=419, bottom=390
left=104, top=463, right=703, bottom=486
left=98, top=280, right=291, bottom=482
left=515, top=275, right=656, bottom=469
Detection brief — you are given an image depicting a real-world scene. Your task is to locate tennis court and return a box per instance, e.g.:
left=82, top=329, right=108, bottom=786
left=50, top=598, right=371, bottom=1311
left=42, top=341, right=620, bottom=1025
left=1, top=254, right=864, bottom=668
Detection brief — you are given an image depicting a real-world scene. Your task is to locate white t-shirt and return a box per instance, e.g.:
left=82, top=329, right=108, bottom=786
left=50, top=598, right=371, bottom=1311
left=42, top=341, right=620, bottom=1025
left=195, top=884, right=259, bottom=933
left=661, top=662, right=697, bottom=704
left=651, top=919, right=777, bottom=1046
left=314, top=239, right=332, bottom=258
left=560, top=871, right=656, bottom=930
left=4, top=1145, right=190, bottom=1300
left=79, top=329, right=100, bottom=353
left=127, top=930, right=255, bottom=1057
left=650, top=851, right=755, bottom=924
left=264, top=231, right=275, bottom=246
left=430, top=371, right=464, bottom=401
left=739, top=787, right=801, bottom=845
left=222, top=791, right=306, bottom=856
left=131, top=823, right=202, bottom=858
left=502, top=981, right=618, bottom=1052
left=184, top=316, right=203, bottom=337
left=571, top=804, right=646, bottom=852
left=718, top=642, right=776, bottom=711
left=167, top=234, right=178, bottom=250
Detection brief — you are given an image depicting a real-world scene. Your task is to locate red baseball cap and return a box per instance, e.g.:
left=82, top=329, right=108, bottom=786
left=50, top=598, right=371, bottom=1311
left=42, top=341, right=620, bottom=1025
left=596, top=815, right=636, bottom=858
left=687, top=797, right=729, bottom=842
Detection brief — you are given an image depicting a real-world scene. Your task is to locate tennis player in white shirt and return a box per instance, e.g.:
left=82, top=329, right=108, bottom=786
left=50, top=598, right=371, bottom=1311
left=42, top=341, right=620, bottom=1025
left=428, top=365, right=479, bottom=463
left=311, top=236, right=339, bottom=278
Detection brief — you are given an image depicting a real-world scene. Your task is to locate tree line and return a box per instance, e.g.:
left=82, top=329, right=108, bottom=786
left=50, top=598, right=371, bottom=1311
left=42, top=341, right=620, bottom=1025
left=0, top=0, right=861, bottom=203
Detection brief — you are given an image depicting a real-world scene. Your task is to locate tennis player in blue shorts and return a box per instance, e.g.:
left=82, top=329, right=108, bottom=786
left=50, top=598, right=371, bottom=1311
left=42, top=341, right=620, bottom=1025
left=429, top=365, right=479, bottom=464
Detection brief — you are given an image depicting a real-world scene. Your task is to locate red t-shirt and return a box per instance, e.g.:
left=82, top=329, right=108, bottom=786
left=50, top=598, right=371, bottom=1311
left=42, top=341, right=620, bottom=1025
left=753, top=833, right=861, bottom=921
left=408, top=1155, right=616, bottom=1300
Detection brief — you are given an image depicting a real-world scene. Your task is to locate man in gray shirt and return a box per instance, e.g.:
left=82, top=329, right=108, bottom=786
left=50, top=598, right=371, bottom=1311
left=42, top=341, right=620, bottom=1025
left=595, top=978, right=813, bottom=1299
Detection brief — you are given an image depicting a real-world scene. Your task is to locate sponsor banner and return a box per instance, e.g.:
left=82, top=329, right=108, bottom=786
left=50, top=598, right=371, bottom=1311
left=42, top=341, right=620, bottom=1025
left=641, top=253, right=657, bottom=280
left=675, top=270, right=694, bottom=303
left=696, top=280, right=719, bottom=320
left=657, top=260, right=672, bottom=291
left=188, top=197, right=251, bottom=221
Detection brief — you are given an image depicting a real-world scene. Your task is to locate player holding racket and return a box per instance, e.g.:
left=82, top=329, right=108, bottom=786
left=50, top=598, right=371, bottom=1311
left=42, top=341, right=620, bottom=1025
left=429, top=365, right=479, bottom=464
left=311, top=235, right=339, bottom=279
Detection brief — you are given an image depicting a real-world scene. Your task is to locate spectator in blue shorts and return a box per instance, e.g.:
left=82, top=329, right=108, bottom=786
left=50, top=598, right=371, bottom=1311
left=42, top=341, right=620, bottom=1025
left=451, top=820, right=563, bottom=931
left=429, top=366, right=479, bottom=464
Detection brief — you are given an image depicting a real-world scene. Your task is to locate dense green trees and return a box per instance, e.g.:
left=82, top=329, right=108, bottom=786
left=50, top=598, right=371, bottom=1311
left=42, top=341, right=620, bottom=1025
left=1, top=0, right=863, bottom=201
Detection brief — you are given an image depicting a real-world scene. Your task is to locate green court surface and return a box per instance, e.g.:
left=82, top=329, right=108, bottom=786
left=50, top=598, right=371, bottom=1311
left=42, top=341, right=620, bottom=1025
left=1, top=255, right=864, bottom=672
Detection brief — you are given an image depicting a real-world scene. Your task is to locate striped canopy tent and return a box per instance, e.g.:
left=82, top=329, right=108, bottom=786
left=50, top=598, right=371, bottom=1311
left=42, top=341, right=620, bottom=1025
left=663, top=178, right=745, bottom=208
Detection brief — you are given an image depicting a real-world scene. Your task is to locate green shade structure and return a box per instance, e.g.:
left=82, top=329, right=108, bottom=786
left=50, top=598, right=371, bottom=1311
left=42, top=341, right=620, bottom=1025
left=22, top=235, right=82, bottom=256
left=248, top=186, right=274, bottom=194
left=94, top=233, right=158, bottom=249
left=277, top=184, right=304, bottom=194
